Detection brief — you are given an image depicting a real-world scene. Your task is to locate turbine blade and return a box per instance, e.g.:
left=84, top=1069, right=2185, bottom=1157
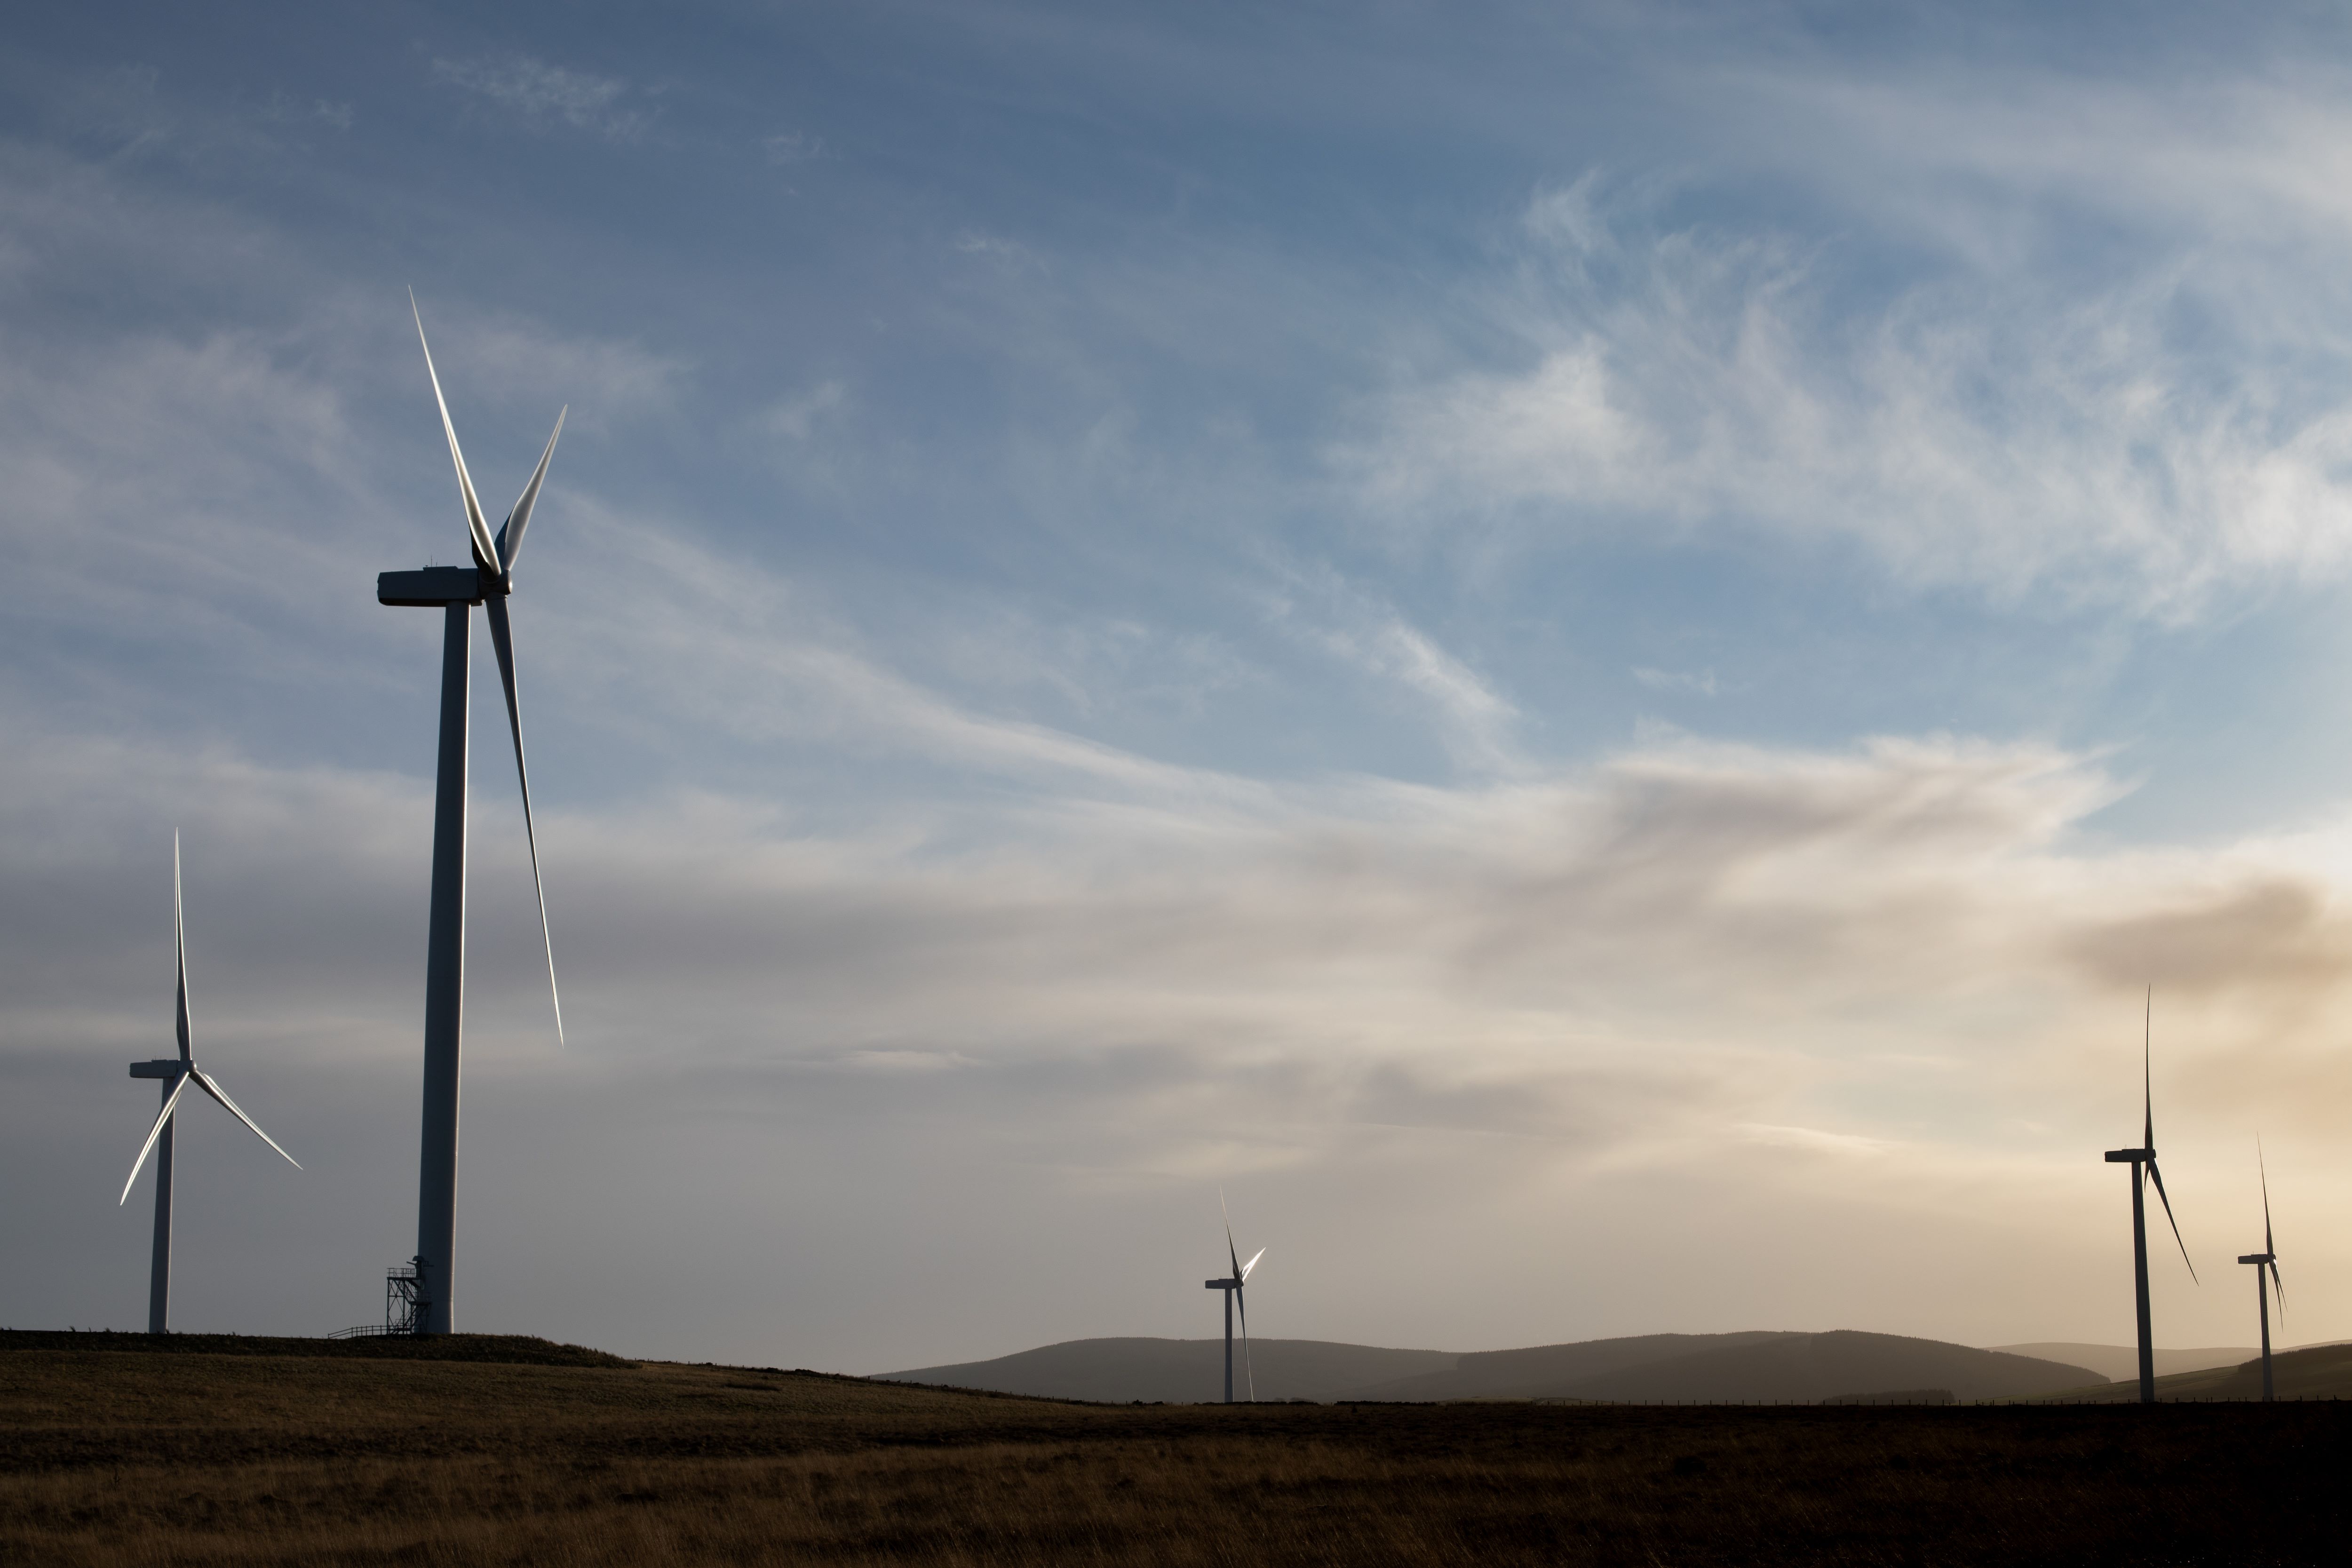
left=411, top=291, right=501, bottom=575
left=2271, top=1259, right=2285, bottom=1317
left=1221, top=1187, right=1241, bottom=1281
left=2142, top=986, right=2154, bottom=1151
left=2145, top=1156, right=2195, bottom=1282
left=119, top=1072, right=192, bottom=1205
left=187, top=1067, right=300, bottom=1170
left=1241, top=1246, right=1265, bottom=1282
left=495, top=408, right=565, bottom=573
left=173, top=831, right=191, bottom=1062
left=485, top=596, right=564, bottom=1046
left=2260, top=1137, right=2274, bottom=1258
left=1236, top=1284, right=1255, bottom=1402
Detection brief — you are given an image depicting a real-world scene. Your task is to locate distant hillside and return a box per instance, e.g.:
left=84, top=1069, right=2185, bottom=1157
left=1549, top=1331, right=2096, bottom=1404
left=1990, top=1343, right=2255, bottom=1383
left=1342, top=1333, right=1801, bottom=1401
left=874, top=1337, right=1455, bottom=1403
left=876, top=1330, right=2099, bottom=1405
left=2029, top=1343, right=2352, bottom=1402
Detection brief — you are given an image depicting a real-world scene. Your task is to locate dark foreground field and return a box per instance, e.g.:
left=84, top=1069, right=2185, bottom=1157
left=3, top=1335, right=2346, bottom=1566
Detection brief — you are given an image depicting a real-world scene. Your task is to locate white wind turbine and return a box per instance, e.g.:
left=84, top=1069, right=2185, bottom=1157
left=119, top=834, right=301, bottom=1332
left=1202, top=1191, right=1264, bottom=1404
left=375, top=293, right=568, bottom=1334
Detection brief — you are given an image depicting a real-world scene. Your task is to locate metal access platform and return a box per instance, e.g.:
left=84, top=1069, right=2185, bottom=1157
left=328, top=1259, right=429, bottom=1338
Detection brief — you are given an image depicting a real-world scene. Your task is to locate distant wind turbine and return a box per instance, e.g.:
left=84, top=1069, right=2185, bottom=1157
left=1202, top=1191, right=1264, bottom=1404
left=119, top=834, right=301, bottom=1332
left=376, top=293, right=568, bottom=1334
left=2235, top=1139, right=2284, bottom=1403
left=2102, top=987, right=2196, bottom=1404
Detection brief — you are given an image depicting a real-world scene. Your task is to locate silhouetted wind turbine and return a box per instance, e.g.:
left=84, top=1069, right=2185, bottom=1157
left=119, top=834, right=300, bottom=1332
left=1202, top=1192, right=1263, bottom=1404
left=2235, top=1139, right=2284, bottom=1403
left=2103, top=988, right=2195, bottom=1404
left=376, top=294, right=567, bottom=1334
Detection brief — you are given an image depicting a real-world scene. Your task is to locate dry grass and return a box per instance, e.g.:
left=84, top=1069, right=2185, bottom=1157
left=3, top=1342, right=2347, bottom=1565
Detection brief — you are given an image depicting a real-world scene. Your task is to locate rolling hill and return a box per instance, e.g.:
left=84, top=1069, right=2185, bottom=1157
left=1990, top=1342, right=2257, bottom=1383
left=871, top=1337, right=1455, bottom=1403
left=876, top=1330, right=2100, bottom=1404
left=2030, top=1342, right=2352, bottom=1401
left=1337, top=1332, right=1801, bottom=1401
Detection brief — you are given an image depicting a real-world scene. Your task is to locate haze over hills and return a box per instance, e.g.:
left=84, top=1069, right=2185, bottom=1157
left=1992, top=1344, right=2258, bottom=1383
left=876, top=1331, right=2101, bottom=1405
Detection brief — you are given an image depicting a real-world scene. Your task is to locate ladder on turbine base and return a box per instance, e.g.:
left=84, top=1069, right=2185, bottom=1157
left=327, top=1259, right=429, bottom=1338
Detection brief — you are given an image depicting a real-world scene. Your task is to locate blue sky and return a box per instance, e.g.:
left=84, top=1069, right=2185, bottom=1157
left=8, top=1, right=2352, bottom=1370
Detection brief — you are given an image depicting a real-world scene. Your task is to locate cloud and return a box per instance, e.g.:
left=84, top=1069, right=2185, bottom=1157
left=1634, top=666, right=1718, bottom=697
left=14, top=629, right=2352, bottom=1355
left=1740, top=1123, right=1891, bottom=1158
left=1262, top=565, right=1520, bottom=775
left=1344, top=66, right=2352, bottom=617
left=761, top=380, right=846, bottom=440
left=761, top=131, right=824, bottom=165
left=430, top=56, right=651, bottom=142
left=952, top=229, right=1041, bottom=272
left=16, top=677, right=2352, bottom=1146
left=414, top=311, right=686, bottom=435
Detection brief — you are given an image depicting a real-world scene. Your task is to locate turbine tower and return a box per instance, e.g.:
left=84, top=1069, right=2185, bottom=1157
left=2235, top=1140, right=2284, bottom=1403
left=377, top=294, right=566, bottom=1335
left=2102, top=988, right=2195, bottom=1404
left=119, top=833, right=301, bottom=1332
left=1201, top=1192, right=1263, bottom=1404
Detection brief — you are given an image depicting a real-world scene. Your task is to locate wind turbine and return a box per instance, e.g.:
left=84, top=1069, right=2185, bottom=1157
left=376, top=294, right=567, bottom=1334
left=2236, top=1139, right=2284, bottom=1403
left=2102, top=988, right=2195, bottom=1404
left=119, top=834, right=300, bottom=1332
left=1201, top=1192, right=1263, bottom=1404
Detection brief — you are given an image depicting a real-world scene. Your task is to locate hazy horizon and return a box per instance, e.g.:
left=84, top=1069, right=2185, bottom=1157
left=6, top=1, right=2352, bottom=1372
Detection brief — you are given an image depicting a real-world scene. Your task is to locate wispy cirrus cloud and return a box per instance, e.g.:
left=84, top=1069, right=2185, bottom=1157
left=761, top=131, right=825, bottom=165
left=1260, top=565, right=1520, bottom=776
left=952, top=229, right=1041, bottom=272
left=1345, top=64, right=2352, bottom=619
left=430, top=55, right=651, bottom=142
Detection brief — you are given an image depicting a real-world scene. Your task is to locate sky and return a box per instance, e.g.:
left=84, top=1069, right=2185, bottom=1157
left=6, top=0, right=2352, bottom=1373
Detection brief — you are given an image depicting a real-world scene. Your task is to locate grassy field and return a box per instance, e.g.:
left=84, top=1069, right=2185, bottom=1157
left=3, top=1334, right=2347, bottom=1566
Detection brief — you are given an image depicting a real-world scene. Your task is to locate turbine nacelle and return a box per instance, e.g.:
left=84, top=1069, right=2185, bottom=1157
left=378, top=566, right=492, bottom=607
